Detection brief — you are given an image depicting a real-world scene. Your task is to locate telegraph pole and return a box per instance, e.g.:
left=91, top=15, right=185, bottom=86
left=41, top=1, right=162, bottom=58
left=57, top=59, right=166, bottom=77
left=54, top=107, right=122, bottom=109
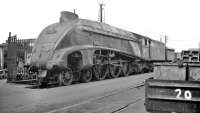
left=99, top=4, right=103, bottom=23
left=98, top=0, right=105, bottom=23
left=165, top=35, right=168, bottom=61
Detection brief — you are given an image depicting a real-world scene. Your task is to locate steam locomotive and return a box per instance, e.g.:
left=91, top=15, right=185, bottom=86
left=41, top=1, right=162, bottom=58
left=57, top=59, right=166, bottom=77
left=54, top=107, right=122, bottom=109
left=30, top=11, right=174, bottom=86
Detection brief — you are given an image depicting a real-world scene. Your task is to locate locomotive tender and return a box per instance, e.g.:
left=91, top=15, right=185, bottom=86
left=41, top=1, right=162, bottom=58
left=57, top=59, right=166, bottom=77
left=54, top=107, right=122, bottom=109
left=30, top=11, right=174, bottom=86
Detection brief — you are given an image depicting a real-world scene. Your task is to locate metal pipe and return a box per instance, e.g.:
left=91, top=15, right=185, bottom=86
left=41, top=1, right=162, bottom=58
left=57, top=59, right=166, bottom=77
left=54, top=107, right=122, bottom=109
left=185, top=63, right=189, bottom=81
left=100, top=4, right=103, bottom=23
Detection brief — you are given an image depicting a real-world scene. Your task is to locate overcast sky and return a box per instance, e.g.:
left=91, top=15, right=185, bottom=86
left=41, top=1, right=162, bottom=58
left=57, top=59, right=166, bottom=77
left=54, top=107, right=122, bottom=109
left=0, top=0, right=200, bottom=52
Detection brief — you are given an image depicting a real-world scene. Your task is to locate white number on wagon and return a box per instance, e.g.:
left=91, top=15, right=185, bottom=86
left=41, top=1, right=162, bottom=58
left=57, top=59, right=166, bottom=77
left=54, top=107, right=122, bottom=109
left=174, top=89, right=192, bottom=100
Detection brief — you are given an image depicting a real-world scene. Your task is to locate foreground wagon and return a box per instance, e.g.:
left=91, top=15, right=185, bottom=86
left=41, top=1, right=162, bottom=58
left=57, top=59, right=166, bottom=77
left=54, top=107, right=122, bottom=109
left=145, top=63, right=200, bottom=113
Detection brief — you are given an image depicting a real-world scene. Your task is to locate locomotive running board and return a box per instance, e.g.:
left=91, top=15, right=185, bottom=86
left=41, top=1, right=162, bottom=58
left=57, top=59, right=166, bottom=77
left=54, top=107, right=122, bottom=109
left=145, top=79, right=200, bottom=113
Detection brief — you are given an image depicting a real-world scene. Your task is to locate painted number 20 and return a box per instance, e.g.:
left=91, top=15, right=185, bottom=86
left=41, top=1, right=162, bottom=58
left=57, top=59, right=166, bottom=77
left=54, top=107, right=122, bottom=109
left=174, top=89, right=192, bottom=100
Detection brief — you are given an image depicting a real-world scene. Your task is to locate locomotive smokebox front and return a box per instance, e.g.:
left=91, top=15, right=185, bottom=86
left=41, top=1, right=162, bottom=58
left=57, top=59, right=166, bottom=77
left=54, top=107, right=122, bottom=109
left=31, top=11, right=79, bottom=70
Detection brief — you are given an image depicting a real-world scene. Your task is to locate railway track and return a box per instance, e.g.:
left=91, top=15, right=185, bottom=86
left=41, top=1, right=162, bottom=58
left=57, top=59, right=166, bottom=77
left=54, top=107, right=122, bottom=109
left=46, top=78, right=147, bottom=113
left=40, top=72, right=151, bottom=88
left=0, top=73, right=153, bottom=113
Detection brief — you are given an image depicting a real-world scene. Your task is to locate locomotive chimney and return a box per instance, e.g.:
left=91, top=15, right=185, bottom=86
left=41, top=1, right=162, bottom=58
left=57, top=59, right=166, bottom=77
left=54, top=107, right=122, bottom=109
left=60, top=11, right=79, bottom=23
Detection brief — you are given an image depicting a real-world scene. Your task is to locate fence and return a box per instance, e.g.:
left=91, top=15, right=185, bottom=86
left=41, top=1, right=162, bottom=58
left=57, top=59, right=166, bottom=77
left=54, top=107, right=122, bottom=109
left=6, top=32, right=35, bottom=82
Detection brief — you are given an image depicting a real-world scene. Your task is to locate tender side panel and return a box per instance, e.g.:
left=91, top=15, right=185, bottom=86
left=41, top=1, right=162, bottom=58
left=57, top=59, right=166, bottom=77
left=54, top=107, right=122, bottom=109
left=140, top=38, right=151, bottom=60
left=150, top=40, right=165, bottom=60
left=145, top=79, right=200, bottom=113
left=140, top=37, right=166, bottom=61
left=142, top=46, right=150, bottom=60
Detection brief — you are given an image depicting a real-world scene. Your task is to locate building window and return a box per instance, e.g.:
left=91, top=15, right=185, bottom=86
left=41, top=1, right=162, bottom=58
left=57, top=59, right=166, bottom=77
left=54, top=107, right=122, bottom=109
left=145, top=39, right=148, bottom=46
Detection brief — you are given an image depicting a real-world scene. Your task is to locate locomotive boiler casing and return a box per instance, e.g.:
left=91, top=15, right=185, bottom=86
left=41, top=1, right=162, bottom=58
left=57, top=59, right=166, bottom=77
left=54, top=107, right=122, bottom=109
left=31, top=11, right=143, bottom=77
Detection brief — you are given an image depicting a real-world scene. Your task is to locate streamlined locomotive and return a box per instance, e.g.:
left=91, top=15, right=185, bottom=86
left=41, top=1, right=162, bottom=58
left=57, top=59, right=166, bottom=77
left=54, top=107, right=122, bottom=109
left=30, top=11, right=174, bottom=86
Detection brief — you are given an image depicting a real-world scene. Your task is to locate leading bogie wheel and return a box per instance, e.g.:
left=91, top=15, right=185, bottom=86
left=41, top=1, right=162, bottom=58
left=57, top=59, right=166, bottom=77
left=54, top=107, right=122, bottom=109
left=59, top=69, right=73, bottom=86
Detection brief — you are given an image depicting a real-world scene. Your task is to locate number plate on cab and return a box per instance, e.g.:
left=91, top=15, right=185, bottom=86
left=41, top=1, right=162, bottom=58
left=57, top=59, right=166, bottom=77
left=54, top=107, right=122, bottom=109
left=145, top=79, right=200, bottom=113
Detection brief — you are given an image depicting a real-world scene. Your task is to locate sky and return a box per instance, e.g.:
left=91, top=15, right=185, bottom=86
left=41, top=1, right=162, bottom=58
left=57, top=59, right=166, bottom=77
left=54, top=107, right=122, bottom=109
left=0, top=0, right=200, bottom=52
